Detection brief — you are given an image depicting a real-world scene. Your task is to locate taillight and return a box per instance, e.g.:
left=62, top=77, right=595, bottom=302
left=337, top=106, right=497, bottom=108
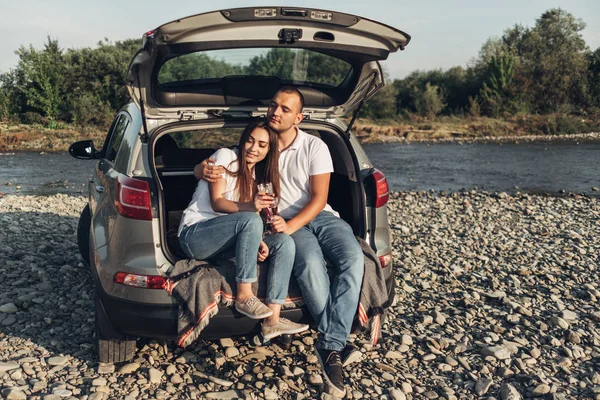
left=379, top=252, right=392, bottom=268
left=115, top=176, right=152, bottom=220
left=371, top=169, right=389, bottom=208
left=114, top=272, right=166, bottom=289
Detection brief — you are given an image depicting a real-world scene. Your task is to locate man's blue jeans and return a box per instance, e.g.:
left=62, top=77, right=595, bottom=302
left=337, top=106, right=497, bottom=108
left=291, top=211, right=364, bottom=351
left=179, top=212, right=295, bottom=303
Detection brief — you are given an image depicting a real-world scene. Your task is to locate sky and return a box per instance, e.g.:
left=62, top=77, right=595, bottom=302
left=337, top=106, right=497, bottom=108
left=0, top=0, right=598, bottom=80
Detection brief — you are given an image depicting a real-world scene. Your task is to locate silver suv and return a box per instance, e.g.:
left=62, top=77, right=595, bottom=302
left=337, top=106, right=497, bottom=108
left=69, top=6, right=410, bottom=363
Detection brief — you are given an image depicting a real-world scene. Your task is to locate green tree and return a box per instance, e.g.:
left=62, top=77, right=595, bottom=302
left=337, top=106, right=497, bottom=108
left=480, top=52, right=516, bottom=116
left=361, top=72, right=398, bottom=119
left=246, top=49, right=350, bottom=86
left=586, top=47, right=600, bottom=107
left=415, top=82, right=446, bottom=118
left=518, top=9, right=589, bottom=112
left=16, top=37, right=66, bottom=120
left=65, top=38, right=140, bottom=116
left=158, top=53, right=244, bottom=83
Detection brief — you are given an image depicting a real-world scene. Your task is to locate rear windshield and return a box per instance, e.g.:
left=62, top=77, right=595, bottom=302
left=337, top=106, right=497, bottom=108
left=158, top=48, right=351, bottom=88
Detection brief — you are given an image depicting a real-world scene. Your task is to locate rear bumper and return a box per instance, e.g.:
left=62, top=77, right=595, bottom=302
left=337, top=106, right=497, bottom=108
left=92, top=253, right=395, bottom=340
left=96, top=286, right=310, bottom=340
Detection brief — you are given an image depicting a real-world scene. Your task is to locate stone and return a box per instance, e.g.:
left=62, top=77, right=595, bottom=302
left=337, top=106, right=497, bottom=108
left=0, top=302, right=18, bottom=313
left=98, top=363, right=115, bottom=374
left=205, top=390, right=239, bottom=399
left=550, top=316, right=569, bottom=330
left=118, top=362, right=141, bottom=374
left=92, top=377, right=108, bottom=386
left=1, top=388, right=27, bottom=400
left=475, top=378, right=493, bottom=396
left=149, top=367, right=163, bottom=384
left=225, top=347, right=240, bottom=358
left=566, top=331, right=581, bottom=345
left=560, top=310, right=577, bottom=321
left=0, top=361, right=20, bottom=373
left=481, top=345, right=511, bottom=360
left=219, top=338, right=235, bottom=347
left=389, top=389, right=407, bottom=400
left=309, top=373, right=323, bottom=386
left=47, top=356, right=69, bottom=366
left=166, top=364, right=176, bottom=375
left=385, top=351, right=403, bottom=359
left=500, top=383, right=522, bottom=400
left=208, top=375, right=234, bottom=387
left=432, top=310, right=446, bottom=325
left=532, top=384, right=551, bottom=396
left=52, top=389, right=73, bottom=397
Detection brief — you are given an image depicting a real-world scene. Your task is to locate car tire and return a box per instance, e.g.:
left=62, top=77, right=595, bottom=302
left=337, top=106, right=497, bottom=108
left=77, top=204, right=91, bottom=265
left=95, top=295, right=136, bottom=363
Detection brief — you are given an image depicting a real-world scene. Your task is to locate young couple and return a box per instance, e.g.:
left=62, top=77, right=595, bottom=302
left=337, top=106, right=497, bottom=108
left=178, top=87, right=364, bottom=397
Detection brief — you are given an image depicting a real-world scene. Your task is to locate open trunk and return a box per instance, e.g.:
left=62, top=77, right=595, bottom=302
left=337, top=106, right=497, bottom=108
left=150, top=120, right=366, bottom=263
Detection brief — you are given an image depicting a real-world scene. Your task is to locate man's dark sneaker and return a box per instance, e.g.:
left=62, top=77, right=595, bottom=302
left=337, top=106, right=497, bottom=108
left=314, top=348, right=346, bottom=397
left=341, top=342, right=362, bottom=367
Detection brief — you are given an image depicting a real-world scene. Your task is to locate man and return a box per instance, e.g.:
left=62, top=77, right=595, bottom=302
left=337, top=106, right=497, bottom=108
left=198, top=87, right=363, bottom=397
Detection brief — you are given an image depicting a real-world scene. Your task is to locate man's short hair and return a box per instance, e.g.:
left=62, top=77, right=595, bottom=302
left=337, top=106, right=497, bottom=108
left=276, top=86, right=305, bottom=112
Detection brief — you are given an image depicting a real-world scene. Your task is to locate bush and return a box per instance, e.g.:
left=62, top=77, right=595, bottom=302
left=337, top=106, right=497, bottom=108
left=20, top=111, right=48, bottom=125
left=468, top=96, right=481, bottom=117
left=69, top=91, right=114, bottom=128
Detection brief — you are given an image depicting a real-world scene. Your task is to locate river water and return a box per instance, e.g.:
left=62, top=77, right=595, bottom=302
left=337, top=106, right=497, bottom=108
left=1, top=141, right=599, bottom=196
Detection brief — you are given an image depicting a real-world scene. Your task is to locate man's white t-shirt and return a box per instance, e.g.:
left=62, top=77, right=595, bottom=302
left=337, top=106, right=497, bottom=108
left=277, top=128, right=338, bottom=220
left=178, top=148, right=239, bottom=236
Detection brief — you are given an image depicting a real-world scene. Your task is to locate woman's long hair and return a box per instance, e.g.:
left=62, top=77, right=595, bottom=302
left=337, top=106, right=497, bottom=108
left=227, top=120, right=280, bottom=202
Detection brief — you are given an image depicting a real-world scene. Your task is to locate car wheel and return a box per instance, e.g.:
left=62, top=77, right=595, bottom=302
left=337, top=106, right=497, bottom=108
left=77, top=204, right=91, bottom=265
left=95, top=295, right=136, bottom=363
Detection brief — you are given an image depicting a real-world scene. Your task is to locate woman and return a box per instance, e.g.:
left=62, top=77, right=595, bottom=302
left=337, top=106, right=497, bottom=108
left=178, top=120, right=307, bottom=339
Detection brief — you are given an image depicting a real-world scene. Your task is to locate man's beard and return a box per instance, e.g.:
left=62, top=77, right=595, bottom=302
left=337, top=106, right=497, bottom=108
left=268, top=119, right=289, bottom=134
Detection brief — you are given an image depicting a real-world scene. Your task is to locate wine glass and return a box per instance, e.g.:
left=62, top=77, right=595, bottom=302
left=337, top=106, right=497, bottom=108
left=257, top=183, right=278, bottom=233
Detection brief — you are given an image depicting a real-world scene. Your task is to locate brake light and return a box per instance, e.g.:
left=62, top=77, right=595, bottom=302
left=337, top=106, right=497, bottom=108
left=114, top=272, right=166, bottom=289
left=372, top=169, right=389, bottom=208
left=378, top=252, right=392, bottom=268
left=115, top=176, right=152, bottom=220
left=144, top=30, right=155, bottom=38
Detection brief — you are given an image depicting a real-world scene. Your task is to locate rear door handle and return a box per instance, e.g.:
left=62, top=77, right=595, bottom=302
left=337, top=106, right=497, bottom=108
left=95, top=185, right=105, bottom=193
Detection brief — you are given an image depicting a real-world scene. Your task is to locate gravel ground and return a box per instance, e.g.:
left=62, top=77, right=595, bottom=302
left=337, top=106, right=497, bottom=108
left=0, top=192, right=599, bottom=400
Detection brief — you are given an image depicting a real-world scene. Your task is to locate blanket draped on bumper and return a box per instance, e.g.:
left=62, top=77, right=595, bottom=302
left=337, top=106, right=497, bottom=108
left=165, top=238, right=390, bottom=348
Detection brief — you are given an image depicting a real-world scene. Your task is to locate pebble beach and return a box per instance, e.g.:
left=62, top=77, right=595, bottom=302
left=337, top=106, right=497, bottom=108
left=0, top=192, right=598, bottom=399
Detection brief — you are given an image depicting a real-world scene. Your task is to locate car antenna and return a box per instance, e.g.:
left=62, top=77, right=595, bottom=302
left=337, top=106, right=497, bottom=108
left=135, top=65, right=149, bottom=143
left=344, top=70, right=380, bottom=138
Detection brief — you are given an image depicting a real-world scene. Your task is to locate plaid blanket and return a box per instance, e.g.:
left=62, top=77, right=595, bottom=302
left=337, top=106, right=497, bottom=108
left=165, top=238, right=390, bottom=347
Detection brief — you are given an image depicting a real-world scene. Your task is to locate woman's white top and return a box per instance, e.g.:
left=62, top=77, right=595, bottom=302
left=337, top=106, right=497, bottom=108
left=178, top=148, right=239, bottom=236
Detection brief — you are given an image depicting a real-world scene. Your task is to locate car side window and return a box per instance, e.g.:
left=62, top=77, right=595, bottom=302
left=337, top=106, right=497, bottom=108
left=105, top=114, right=130, bottom=162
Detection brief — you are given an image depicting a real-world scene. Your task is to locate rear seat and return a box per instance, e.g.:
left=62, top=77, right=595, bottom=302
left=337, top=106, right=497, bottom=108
left=161, top=148, right=217, bottom=169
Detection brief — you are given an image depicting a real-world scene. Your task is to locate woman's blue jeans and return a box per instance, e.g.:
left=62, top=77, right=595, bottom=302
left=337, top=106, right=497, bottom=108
left=178, top=212, right=295, bottom=303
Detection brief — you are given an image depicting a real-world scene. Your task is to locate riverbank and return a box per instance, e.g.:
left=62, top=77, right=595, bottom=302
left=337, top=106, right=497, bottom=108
left=353, top=113, right=600, bottom=144
left=2, top=113, right=600, bottom=152
left=0, top=124, right=106, bottom=152
left=0, top=191, right=598, bottom=399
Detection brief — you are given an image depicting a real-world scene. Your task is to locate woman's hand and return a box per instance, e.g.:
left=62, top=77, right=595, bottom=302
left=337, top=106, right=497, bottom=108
left=253, top=193, right=274, bottom=212
left=270, top=215, right=291, bottom=235
left=257, top=241, right=269, bottom=262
